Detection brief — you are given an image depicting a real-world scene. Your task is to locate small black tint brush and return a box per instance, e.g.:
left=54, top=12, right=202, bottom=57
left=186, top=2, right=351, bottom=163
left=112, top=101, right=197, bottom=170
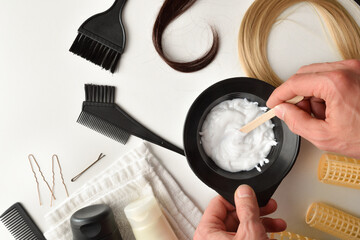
left=77, top=84, right=185, bottom=155
left=70, top=0, right=127, bottom=73
left=0, top=203, right=46, bottom=240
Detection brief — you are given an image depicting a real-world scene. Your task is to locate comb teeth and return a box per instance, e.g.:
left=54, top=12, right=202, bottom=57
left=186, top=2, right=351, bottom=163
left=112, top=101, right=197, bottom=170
left=77, top=111, right=130, bottom=144
left=70, top=33, right=121, bottom=73
left=0, top=203, right=46, bottom=240
left=85, top=84, right=115, bottom=103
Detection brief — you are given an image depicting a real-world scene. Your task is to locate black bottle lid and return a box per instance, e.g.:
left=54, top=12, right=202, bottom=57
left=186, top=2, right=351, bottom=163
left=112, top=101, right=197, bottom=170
left=70, top=204, right=122, bottom=240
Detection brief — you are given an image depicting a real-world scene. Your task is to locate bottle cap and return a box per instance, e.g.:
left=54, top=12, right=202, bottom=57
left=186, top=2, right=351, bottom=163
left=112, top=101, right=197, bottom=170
left=124, top=195, right=162, bottom=229
left=70, top=204, right=122, bottom=240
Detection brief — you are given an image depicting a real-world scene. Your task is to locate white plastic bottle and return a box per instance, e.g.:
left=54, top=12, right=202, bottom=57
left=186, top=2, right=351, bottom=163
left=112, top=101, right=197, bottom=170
left=124, top=195, right=178, bottom=240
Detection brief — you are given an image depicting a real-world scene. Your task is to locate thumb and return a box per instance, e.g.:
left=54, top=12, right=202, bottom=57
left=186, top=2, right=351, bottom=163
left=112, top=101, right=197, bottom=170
left=234, top=185, right=267, bottom=239
left=274, top=103, right=325, bottom=138
left=234, top=185, right=259, bottom=222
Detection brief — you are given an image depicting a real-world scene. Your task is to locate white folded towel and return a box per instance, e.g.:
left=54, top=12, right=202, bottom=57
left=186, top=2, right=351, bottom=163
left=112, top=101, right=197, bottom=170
left=44, top=142, right=202, bottom=240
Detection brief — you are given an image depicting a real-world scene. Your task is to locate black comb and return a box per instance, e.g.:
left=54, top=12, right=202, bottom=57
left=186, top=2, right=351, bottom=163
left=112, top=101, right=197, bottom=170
left=77, top=84, right=185, bottom=155
left=69, top=0, right=127, bottom=73
left=0, top=202, right=46, bottom=240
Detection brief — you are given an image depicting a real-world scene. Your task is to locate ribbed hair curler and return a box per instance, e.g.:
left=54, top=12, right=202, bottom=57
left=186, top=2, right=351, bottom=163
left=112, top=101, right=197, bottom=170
left=318, top=153, right=360, bottom=189
left=268, top=231, right=314, bottom=240
left=306, top=202, right=360, bottom=240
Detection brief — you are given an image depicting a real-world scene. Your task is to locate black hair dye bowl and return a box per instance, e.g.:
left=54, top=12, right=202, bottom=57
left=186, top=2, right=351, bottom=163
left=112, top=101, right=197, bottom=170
left=183, top=77, right=300, bottom=207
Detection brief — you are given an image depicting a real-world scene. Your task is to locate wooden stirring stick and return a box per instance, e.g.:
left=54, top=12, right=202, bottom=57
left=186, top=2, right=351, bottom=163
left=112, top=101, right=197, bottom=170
left=240, top=96, right=304, bottom=133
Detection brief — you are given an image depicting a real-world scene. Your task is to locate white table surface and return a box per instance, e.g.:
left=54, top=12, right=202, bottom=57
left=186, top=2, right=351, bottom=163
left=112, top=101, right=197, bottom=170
left=1, top=0, right=360, bottom=239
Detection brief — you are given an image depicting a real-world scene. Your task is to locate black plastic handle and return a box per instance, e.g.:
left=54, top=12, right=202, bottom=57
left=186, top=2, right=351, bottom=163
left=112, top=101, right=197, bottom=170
left=80, top=0, right=127, bottom=52
left=83, top=102, right=185, bottom=156
left=216, top=182, right=281, bottom=207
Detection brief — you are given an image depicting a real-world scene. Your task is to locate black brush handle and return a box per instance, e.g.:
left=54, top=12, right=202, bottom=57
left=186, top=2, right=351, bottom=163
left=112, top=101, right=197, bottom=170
left=79, top=0, right=127, bottom=52
left=83, top=102, right=185, bottom=156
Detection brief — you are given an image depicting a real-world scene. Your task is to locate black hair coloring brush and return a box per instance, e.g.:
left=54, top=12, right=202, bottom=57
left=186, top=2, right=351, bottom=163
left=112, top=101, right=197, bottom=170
left=77, top=84, right=185, bottom=155
left=69, top=0, right=127, bottom=73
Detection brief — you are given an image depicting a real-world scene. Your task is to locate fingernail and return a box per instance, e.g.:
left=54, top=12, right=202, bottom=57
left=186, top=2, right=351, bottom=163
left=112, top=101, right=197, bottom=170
left=236, top=185, right=254, bottom=199
left=274, top=105, right=285, bottom=120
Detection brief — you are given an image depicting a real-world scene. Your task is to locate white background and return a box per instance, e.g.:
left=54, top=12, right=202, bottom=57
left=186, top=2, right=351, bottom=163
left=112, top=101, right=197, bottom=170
left=1, top=0, right=360, bottom=239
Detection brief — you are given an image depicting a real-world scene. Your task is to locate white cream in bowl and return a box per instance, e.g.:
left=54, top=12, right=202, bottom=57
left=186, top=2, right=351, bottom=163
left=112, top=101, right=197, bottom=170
left=200, top=98, right=277, bottom=172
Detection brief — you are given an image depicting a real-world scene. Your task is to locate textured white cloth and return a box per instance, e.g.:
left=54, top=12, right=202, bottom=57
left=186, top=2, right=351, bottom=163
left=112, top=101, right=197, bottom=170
left=44, top=142, right=202, bottom=240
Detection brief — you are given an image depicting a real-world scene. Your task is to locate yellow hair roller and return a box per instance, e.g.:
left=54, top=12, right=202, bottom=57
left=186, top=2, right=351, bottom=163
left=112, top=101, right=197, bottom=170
left=269, top=231, right=314, bottom=240
left=318, top=153, right=360, bottom=189
left=306, top=202, right=360, bottom=240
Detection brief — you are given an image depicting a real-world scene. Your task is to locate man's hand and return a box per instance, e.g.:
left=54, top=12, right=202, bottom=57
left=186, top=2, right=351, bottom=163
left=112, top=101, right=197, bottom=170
left=267, top=59, right=360, bottom=159
left=194, top=185, right=286, bottom=240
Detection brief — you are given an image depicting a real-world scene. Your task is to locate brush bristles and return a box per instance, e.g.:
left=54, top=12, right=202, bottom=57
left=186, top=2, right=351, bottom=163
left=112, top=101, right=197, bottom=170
left=77, top=111, right=130, bottom=144
left=70, top=33, right=121, bottom=73
left=85, top=84, right=115, bottom=103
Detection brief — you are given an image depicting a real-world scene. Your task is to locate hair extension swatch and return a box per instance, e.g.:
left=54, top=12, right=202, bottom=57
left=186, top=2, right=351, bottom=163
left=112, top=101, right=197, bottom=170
left=238, top=0, right=360, bottom=87
left=152, top=0, right=219, bottom=72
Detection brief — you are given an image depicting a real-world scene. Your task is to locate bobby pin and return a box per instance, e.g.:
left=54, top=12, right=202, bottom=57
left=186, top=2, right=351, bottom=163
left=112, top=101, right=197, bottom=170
left=71, top=153, right=106, bottom=182
left=50, top=154, right=69, bottom=207
left=28, top=154, right=56, bottom=206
